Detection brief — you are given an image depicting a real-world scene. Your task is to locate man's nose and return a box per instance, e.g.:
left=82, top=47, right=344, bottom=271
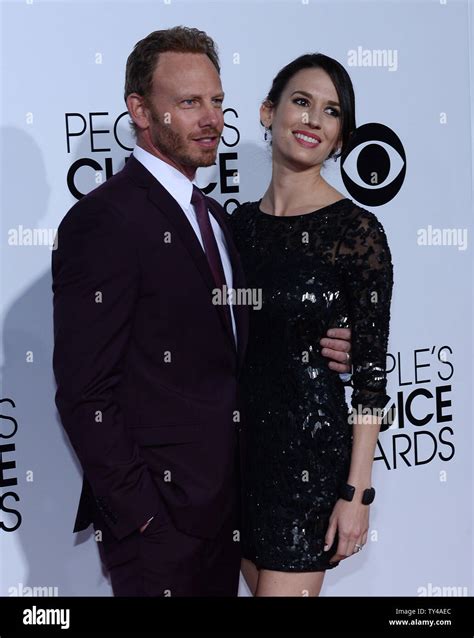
left=200, top=101, right=222, bottom=129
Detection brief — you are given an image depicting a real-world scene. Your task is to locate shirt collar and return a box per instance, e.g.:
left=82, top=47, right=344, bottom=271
left=133, top=144, right=195, bottom=210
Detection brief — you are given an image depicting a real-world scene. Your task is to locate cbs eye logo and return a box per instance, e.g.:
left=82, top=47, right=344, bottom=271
left=341, top=123, right=406, bottom=206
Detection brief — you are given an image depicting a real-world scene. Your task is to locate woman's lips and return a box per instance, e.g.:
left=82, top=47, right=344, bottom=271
left=293, top=131, right=321, bottom=148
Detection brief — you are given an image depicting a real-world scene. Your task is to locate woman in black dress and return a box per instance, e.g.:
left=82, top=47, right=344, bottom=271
left=228, top=54, right=393, bottom=596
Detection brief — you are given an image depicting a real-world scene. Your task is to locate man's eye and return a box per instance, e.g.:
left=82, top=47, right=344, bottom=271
left=182, top=99, right=196, bottom=106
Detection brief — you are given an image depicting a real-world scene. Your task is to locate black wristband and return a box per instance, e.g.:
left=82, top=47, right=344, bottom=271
left=339, top=483, right=375, bottom=505
left=361, top=487, right=375, bottom=505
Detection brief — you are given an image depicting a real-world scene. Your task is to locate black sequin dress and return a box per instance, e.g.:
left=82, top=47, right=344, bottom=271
left=228, top=198, right=393, bottom=572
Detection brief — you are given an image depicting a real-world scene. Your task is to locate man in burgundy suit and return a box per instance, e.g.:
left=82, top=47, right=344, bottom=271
left=52, top=27, right=352, bottom=597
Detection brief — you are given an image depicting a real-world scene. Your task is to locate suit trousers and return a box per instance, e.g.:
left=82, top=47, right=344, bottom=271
left=93, top=483, right=241, bottom=597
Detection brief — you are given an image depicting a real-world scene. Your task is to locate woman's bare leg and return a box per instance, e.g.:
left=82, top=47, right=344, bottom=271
left=241, top=558, right=260, bottom=596
left=255, top=569, right=326, bottom=597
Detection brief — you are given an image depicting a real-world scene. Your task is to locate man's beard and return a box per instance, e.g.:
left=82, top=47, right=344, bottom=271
left=148, top=108, right=219, bottom=169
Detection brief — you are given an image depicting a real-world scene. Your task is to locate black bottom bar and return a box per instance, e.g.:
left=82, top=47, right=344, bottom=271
left=0, top=596, right=473, bottom=634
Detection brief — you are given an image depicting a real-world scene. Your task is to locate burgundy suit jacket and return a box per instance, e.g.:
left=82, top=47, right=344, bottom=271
left=52, top=155, right=249, bottom=541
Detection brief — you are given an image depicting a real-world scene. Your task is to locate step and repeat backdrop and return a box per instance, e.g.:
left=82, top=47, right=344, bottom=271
left=1, top=0, right=472, bottom=597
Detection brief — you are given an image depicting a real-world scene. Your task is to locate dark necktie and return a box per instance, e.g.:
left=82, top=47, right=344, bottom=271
left=191, top=185, right=233, bottom=336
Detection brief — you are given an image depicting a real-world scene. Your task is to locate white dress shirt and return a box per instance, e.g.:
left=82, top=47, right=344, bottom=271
left=133, top=145, right=237, bottom=347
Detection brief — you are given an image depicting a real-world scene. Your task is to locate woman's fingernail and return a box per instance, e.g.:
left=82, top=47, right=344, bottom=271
left=324, top=544, right=329, bottom=551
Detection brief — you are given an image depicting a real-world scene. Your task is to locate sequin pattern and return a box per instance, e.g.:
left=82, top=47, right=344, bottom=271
left=228, top=198, right=393, bottom=572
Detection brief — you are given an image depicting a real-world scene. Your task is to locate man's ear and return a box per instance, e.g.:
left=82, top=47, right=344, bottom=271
left=126, top=93, right=150, bottom=132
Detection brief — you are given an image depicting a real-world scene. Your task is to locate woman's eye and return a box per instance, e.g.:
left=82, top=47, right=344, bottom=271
left=293, top=97, right=309, bottom=107
left=327, top=107, right=340, bottom=117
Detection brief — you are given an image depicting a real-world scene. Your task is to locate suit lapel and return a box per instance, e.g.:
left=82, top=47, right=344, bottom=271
left=123, top=155, right=249, bottom=370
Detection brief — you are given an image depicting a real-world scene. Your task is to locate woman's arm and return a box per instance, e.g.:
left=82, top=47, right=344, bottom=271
left=325, top=209, right=394, bottom=562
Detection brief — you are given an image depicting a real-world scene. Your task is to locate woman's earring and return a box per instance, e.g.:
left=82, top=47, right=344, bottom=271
left=264, top=127, right=268, bottom=141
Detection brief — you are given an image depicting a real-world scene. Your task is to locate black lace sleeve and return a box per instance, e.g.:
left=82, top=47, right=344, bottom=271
left=337, top=208, right=394, bottom=413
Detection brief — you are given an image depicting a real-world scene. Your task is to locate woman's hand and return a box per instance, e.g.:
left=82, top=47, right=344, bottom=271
left=320, top=327, right=352, bottom=373
left=324, top=498, right=369, bottom=563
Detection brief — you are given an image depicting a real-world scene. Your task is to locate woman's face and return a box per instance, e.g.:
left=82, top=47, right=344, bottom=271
left=261, top=67, right=342, bottom=169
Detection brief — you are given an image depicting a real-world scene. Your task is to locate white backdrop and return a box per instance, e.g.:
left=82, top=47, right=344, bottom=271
left=1, top=0, right=473, bottom=597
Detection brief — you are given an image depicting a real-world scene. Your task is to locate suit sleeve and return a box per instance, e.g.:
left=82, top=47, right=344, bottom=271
left=52, top=196, right=161, bottom=540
